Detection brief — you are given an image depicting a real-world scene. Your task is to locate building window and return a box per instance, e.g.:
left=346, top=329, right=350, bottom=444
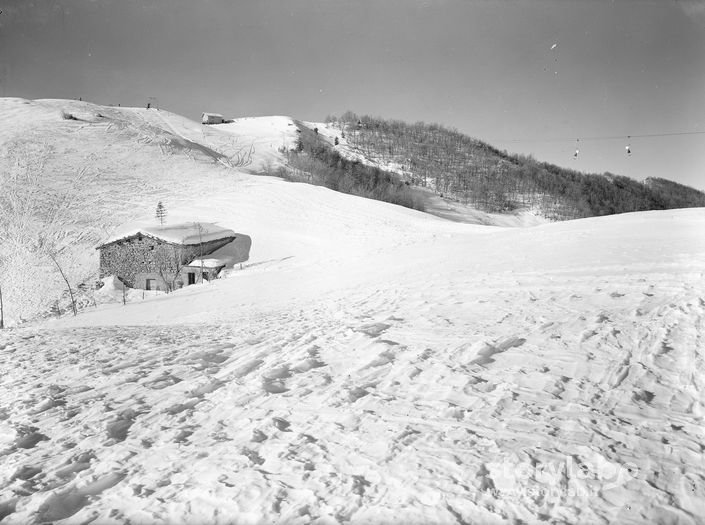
left=187, top=272, right=196, bottom=285
left=146, top=278, right=156, bottom=290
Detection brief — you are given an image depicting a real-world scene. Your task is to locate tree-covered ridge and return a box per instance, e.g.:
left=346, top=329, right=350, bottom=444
left=281, top=122, right=426, bottom=212
left=326, top=112, right=705, bottom=220
left=643, top=177, right=705, bottom=209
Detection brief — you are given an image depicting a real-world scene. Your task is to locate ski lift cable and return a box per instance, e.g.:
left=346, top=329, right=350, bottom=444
left=490, top=129, right=705, bottom=144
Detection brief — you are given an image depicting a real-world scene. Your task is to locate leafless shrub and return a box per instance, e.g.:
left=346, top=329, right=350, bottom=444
left=0, top=143, right=101, bottom=324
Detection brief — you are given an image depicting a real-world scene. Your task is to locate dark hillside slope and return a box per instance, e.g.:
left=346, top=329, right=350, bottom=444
left=644, top=177, right=705, bottom=208
left=325, top=113, right=705, bottom=220
left=282, top=122, right=426, bottom=212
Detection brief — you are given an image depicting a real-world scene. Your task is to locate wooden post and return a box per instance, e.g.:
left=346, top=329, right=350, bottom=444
left=197, top=222, right=205, bottom=284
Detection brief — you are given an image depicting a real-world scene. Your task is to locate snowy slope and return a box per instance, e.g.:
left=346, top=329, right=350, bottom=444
left=213, top=116, right=300, bottom=173
left=2, top=187, right=705, bottom=524
left=134, top=110, right=299, bottom=174
left=0, top=98, right=296, bottom=325
left=2, top=98, right=705, bottom=524
left=0, top=97, right=531, bottom=325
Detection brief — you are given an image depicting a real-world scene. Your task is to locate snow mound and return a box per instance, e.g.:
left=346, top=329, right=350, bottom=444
left=93, top=275, right=127, bottom=301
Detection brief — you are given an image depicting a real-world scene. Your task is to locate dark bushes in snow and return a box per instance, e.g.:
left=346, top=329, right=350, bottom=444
left=282, top=123, right=426, bottom=212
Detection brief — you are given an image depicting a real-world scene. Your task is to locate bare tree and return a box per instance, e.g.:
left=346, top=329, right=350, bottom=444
left=46, top=250, right=77, bottom=316
left=210, top=136, right=255, bottom=169
left=229, top=142, right=255, bottom=168
left=156, top=246, right=185, bottom=292
left=0, top=138, right=106, bottom=325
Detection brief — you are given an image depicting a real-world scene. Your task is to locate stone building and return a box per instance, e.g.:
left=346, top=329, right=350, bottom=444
left=97, top=223, right=237, bottom=291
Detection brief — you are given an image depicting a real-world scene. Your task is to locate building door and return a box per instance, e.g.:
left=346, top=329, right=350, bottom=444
left=187, top=272, right=196, bottom=285
left=146, top=279, right=156, bottom=290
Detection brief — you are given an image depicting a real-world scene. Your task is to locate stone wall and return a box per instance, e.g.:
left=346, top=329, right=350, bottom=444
left=99, top=234, right=235, bottom=289
left=134, top=271, right=169, bottom=292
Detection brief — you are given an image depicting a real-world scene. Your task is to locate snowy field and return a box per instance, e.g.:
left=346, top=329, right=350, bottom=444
left=2, top=199, right=705, bottom=523
left=1, top=99, right=705, bottom=524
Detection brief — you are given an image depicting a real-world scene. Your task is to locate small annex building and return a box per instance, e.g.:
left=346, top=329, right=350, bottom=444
left=97, top=222, right=237, bottom=291
left=201, top=112, right=224, bottom=125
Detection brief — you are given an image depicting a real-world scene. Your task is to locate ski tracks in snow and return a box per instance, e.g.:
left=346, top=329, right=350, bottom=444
left=1, top=270, right=705, bottom=523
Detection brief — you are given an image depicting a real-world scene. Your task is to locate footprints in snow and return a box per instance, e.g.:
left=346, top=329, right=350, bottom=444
left=255, top=316, right=402, bottom=404
left=35, top=470, right=126, bottom=523
left=469, top=337, right=527, bottom=366
left=105, top=409, right=139, bottom=443
left=632, top=389, right=655, bottom=404
left=0, top=326, right=274, bottom=522
left=272, top=417, right=292, bottom=432
left=363, top=350, right=395, bottom=369
left=13, top=427, right=50, bottom=451
left=259, top=347, right=327, bottom=395
left=348, top=386, right=371, bottom=403
left=355, top=322, right=391, bottom=338
left=262, top=366, right=291, bottom=394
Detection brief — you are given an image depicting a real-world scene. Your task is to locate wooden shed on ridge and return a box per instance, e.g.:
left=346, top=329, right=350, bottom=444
left=201, top=113, right=225, bottom=125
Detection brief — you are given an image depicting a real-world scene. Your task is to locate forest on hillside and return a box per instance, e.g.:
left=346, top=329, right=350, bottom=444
left=280, top=123, right=426, bottom=212
left=324, top=112, right=705, bottom=220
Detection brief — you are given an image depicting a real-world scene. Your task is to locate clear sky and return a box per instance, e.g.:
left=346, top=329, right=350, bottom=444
left=1, top=0, right=704, bottom=190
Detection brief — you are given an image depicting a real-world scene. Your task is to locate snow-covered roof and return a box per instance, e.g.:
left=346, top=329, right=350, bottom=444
left=98, top=222, right=236, bottom=248
left=185, top=258, right=228, bottom=269
left=202, top=112, right=224, bottom=118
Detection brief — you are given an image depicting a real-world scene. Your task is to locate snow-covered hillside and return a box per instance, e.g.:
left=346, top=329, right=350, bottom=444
left=1, top=98, right=705, bottom=524
left=302, top=120, right=548, bottom=227
left=0, top=97, right=537, bottom=326
left=0, top=98, right=299, bottom=325
left=2, top=164, right=705, bottom=523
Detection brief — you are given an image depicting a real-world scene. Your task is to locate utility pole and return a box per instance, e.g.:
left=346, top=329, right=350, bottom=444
left=196, top=222, right=205, bottom=283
